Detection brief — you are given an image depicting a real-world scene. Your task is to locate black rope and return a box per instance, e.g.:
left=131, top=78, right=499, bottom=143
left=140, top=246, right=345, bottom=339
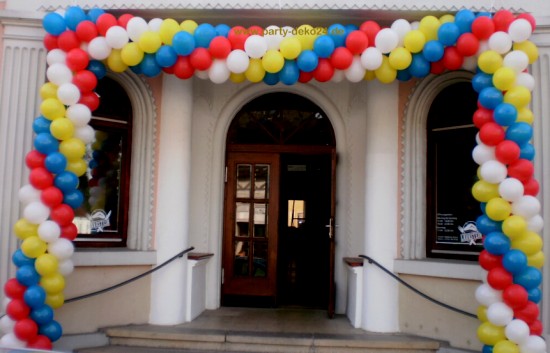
left=359, top=255, right=477, bottom=319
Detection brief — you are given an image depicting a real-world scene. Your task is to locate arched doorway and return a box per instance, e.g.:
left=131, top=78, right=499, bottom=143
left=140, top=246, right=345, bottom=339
left=221, top=92, right=337, bottom=316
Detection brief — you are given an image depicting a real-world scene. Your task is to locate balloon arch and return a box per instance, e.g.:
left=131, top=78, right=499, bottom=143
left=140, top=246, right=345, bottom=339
left=0, top=6, right=546, bottom=353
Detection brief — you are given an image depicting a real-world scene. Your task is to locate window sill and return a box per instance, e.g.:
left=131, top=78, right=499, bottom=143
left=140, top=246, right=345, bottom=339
left=393, top=258, right=482, bottom=281
left=73, top=249, right=157, bottom=267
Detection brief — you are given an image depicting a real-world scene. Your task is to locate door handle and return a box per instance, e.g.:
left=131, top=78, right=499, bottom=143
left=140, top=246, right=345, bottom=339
left=325, top=218, right=335, bottom=239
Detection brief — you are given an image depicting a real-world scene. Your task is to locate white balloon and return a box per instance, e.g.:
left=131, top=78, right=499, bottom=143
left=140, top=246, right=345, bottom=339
left=375, top=28, right=399, bottom=54
left=391, top=19, right=412, bottom=47
left=0, top=332, right=26, bottom=348
left=148, top=18, right=163, bottom=32
left=488, top=31, right=513, bottom=54
left=226, top=49, right=250, bottom=73
left=48, top=237, right=75, bottom=260
left=0, top=315, right=15, bottom=334
left=66, top=103, right=92, bottom=127
left=46, top=49, right=67, bottom=66
left=331, top=69, right=345, bottom=82
left=480, top=160, right=508, bottom=184
left=47, top=63, right=73, bottom=86
left=127, top=17, right=149, bottom=42
left=499, top=178, right=525, bottom=202
left=475, top=283, right=503, bottom=306
left=194, top=69, right=209, bottom=80
left=476, top=40, right=490, bottom=56
left=472, top=143, right=496, bottom=165
left=57, top=82, right=81, bottom=106
left=208, top=59, right=230, bottom=84
left=487, top=301, right=514, bottom=326
left=345, top=56, right=366, bottom=82
left=24, top=201, right=51, bottom=224
left=462, top=56, right=478, bottom=72
left=38, top=220, right=61, bottom=243
left=19, top=184, right=41, bottom=205
left=281, top=26, right=294, bottom=38
left=503, top=50, right=530, bottom=73
left=58, top=259, right=75, bottom=276
left=88, top=37, right=111, bottom=60
left=508, top=19, right=533, bottom=43
left=106, top=25, right=129, bottom=49
left=512, top=195, right=541, bottom=219
left=410, top=21, right=420, bottom=30
left=74, top=125, right=96, bottom=144
left=361, top=47, right=383, bottom=70
left=516, top=72, right=535, bottom=92
left=244, top=35, right=268, bottom=59
left=505, top=319, right=530, bottom=344
left=264, top=25, right=283, bottom=50
left=527, top=214, right=544, bottom=232
left=519, top=335, right=547, bottom=353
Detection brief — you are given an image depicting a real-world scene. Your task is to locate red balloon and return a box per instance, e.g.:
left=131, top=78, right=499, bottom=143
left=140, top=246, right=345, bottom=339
left=359, top=21, right=381, bottom=47
left=473, top=107, right=494, bottom=128
left=4, top=278, right=26, bottom=299
left=61, top=223, right=78, bottom=241
left=495, top=140, right=521, bottom=164
left=162, top=65, right=175, bottom=74
left=529, top=320, right=543, bottom=336
left=456, top=33, right=480, bottom=57
left=50, top=204, right=75, bottom=226
left=118, top=14, right=134, bottom=29
left=43, top=34, right=59, bottom=51
left=517, top=13, right=536, bottom=31
left=76, top=20, right=98, bottom=42
left=27, top=335, right=53, bottom=350
left=58, top=30, right=81, bottom=52
left=430, top=60, right=446, bottom=75
left=514, top=301, right=539, bottom=324
left=472, top=16, right=495, bottom=40
left=29, top=167, right=54, bottom=190
left=330, top=47, right=353, bottom=70
left=66, top=48, right=90, bottom=72
left=228, top=26, right=249, bottom=50
left=442, top=46, right=463, bottom=71
left=508, top=159, right=534, bottom=183
left=487, top=266, right=513, bottom=290
left=96, top=13, right=118, bottom=37
left=79, top=91, right=100, bottom=111
left=73, top=70, right=98, bottom=93
left=493, top=10, right=515, bottom=32
left=26, top=150, right=46, bottom=169
left=248, top=25, right=263, bottom=36
left=14, top=318, right=39, bottom=342
left=313, top=58, right=334, bottom=82
left=189, top=48, right=213, bottom=71
left=479, top=122, right=505, bottom=146
left=174, top=56, right=195, bottom=79
left=298, top=70, right=314, bottom=83
left=345, top=30, right=369, bottom=54
left=503, top=284, right=529, bottom=310
left=209, top=36, right=232, bottom=59
left=6, top=299, right=31, bottom=321
left=523, top=178, right=539, bottom=196
left=41, top=186, right=64, bottom=208
left=479, top=250, right=502, bottom=271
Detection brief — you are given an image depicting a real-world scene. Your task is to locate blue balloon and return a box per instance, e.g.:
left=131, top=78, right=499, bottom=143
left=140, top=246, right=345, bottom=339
left=16, top=265, right=40, bottom=287
left=279, top=60, right=300, bottom=85
left=39, top=320, right=63, bottom=342
left=409, top=54, right=430, bottom=78
left=87, top=8, right=105, bottom=23
left=12, top=249, right=35, bottom=268
left=527, top=287, right=542, bottom=303
left=472, top=72, right=494, bottom=93
left=155, top=45, right=178, bottom=68
left=476, top=215, right=502, bottom=235
left=172, top=31, right=196, bottom=56
left=455, top=9, right=476, bottom=33
left=54, top=171, right=79, bottom=192
left=397, top=68, right=412, bottom=82
left=215, top=24, right=231, bottom=37
left=140, top=54, right=162, bottom=77
left=438, top=23, right=461, bottom=46
left=314, top=35, right=335, bottom=58
left=328, top=24, right=346, bottom=47
left=44, top=152, right=67, bottom=174
left=484, top=231, right=511, bottom=255
left=34, top=132, right=59, bottom=155
left=505, top=122, right=533, bottom=145
left=476, top=12, right=492, bottom=18
left=502, top=249, right=528, bottom=274
left=478, top=87, right=504, bottom=110
left=64, top=6, right=87, bottom=31
left=493, top=103, right=517, bottom=126
left=263, top=72, right=279, bottom=86
left=513, top=266, right=542, bottom=290
left=31, top=305, right=54, bottom=325
left=345, top=24, right=359, bottom=35
left=297, top=50, right=319, bottom=72
left=480, top=202, right=487, bottom=214
left=129, top=65, right=142, bottom=75
left=24, top=285, right=46, bottom=309
left=64, top=189, right=84, bottom=209
left=482, top=345, right=494, bottom=353
left=87, top=60, right=107, bottom=79
left=33, top=116, right=51, bottom=134
left=520, top=142, right=535, bottom=160
left=422, top=40, right=444, bottom=62
left=43, top=12, right=66, bottom=36
left=194, top=23, right=217, bottom=48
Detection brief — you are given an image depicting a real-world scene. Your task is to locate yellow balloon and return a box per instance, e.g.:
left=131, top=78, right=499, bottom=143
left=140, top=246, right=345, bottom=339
left=493, top=340, right=520, bottom=353
left=375, top=56, right=397, bottom=84
left=229, top=72, right=246, bottom=83
left=486, top=197, right=512, bottom=221
left=493, top=67, right=516, bottom=91
left=40, top=273, right=66, bottom=294
left=40, top=82, right=58, bottom=100
left=439, top=14, right=455, bottom=24
left=527, top=251, right=545, bottom=268
left=472, top=180, right=500, bottom=203
left=504, top=86, right=531, bottom=109
left=512, top=231, right=543, bottom=256
left=40, top=98, right=66, bottom=121
left=403, top=30, right=426, bottom=53
left=364, top=70, right=376, bottom=81
left=50, top=117, right=75, bottom=141
left=502, top=215, right=527, bottom=240
left=121, top=42, right=145, bottom=66
left=477, top=305, right=488, bottom=322
left=59, top=137, right=86, bottom=161
left=389, top=47, right=412, bottom=70
left=516, top=107, right=534, bottom=124
left=262, top=50, right=285, bottom=73
left=45, top=292, right=65, bottom=309
left=13, top=219, right=38, bottom=240
left=513, top=40, right=538, bottom=64
left=66, top=158, right=88, bottom=177
left=245, top=58, right=266, bottom=83
left=296, top=25, right=317, bottom=51
left=35, top=254, right=59, bottom=276
left=418, top=16, right=441, bottom=41
left=180, top=20, right=198, bottom=34
left=138, top=31, right=162, bottom=54
left=21, top=236, right=47, bottom=258
left=478, top=50, right=503, bottom=74
left=159, top=18, right=180, bottom=45
left=107, top=49, right=128, bottom=73
left=280, top=37, right=302, bottom=60
left=477, top=322, right=506, bottom=346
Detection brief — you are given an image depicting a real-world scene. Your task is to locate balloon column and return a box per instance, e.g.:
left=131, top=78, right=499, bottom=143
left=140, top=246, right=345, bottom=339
left=0, top=5, right=544, bottom=351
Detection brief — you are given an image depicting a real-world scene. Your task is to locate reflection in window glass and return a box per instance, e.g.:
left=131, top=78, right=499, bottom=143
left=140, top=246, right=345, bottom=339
left=254, top=165, right=269, bottom=199
left=235, top=202, right=250, bottom=237
left=236, top=164, right=251, bottom=198
left=234, top=241, right=249, bottom=276
left=253, top=242, right=267, bottom=277
left=253, top=203, right=267, bottom=238
left=288, top=200, right=305, bottom=228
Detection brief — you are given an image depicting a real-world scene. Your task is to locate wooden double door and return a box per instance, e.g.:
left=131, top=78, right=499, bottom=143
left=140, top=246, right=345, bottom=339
left=222, top=149, right=336, bottom=316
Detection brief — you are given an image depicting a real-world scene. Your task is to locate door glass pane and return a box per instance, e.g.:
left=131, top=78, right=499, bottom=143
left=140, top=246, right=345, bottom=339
left=254, top=164, right=269, bottom=199
left=253, top=242, right=267, bottom=277
left=236, top=164, right=252, bottom=198
left=253, top=203, right=267, bottom=238
left=288, top=200, right=306, bottom=228
left=235, top=202, right=250, bottom=237
left=234, top=241, right=249, bottom=276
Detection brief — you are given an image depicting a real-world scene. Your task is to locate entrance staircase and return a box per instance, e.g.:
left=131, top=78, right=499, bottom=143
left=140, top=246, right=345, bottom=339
left=77, top=307, right=442, bottom=353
